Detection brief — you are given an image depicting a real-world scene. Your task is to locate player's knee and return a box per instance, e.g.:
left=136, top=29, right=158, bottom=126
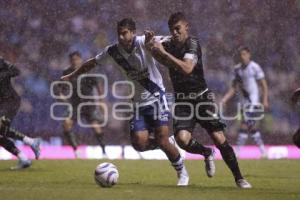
left=175, top=133, right=190, bottom=148
left=132, top=141, right=148, bottom=152
left=210, top=131, right=226, bottom=146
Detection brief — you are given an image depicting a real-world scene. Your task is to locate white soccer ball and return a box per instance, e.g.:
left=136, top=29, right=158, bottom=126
left=94, top=162, right=119, bottom=187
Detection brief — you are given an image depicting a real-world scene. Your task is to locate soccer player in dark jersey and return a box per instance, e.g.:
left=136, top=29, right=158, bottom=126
left=291, top=88, right=300, bottom=148
left=59, top=51, right=106, bottom=158
left=145, top=12, right=252, bottom=188
left=0, top=57, right=41, bottom=170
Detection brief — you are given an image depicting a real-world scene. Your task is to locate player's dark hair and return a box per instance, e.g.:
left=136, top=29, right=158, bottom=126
left=168, top=12, right=187, bottom=28
left=238, top=46, right=251, bottom=53
left=117, top=18, right=136, bottom=31
left=69, top=51, right=81, bottom=59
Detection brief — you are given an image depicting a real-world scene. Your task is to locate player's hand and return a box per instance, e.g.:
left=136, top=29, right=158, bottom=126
left=152, top=40, right=167, bottom=55
left=60, top=75, right=71, bottom=81
left=144, top=30, right=155, bottom=44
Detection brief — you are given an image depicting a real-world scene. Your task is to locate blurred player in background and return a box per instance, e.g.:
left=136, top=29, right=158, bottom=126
left=59, top=51, right=106, bottom=158
left=222, top=47, right=269, bottom=158
left=61, top=18, right=190, bottom=186
left=0, top=57, right=41, bottom=170
left=291, top=88, right=300, bottom=148
left=146, top=12, right=251, bottom=188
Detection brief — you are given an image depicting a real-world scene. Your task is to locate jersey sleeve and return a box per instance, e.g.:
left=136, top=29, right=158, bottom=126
left=183, top=38, right=199, bottom=64
left=95, top=46, right=113, bottom=65
left=253, top=64, right=265, bottom=80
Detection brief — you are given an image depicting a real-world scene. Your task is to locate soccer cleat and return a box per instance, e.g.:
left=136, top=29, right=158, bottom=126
left=236, top=179, right=252, bottom=189
left=30, top=138, right=41, bottom=160
left=10, top=159, right=32, bottom=170
left=177, top=166, right=189, bottom=186
left=204, top=149, right=216, bottom=178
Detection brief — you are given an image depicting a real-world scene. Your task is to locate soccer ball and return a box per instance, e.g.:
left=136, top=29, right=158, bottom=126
left=94, top=162, right=119, bottom=187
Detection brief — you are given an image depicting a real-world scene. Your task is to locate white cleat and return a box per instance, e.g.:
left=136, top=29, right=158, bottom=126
left=177, top=166, right=189, bottom=186
left=204, top=149, right=216, bottom=178
left=236, top=179, right=252, bottom=189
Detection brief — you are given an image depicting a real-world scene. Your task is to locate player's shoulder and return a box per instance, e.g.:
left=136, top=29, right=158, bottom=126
left=187, top=36, right=201, bottom=46
left=249, top=60, right=260, bottom=67
left=135, top=35, right=145, bottom=44
left=249, top=61, right=262, bottom=70
left=233, top=63, right=242, bottom=73
left=62, top=66, right=74, bottom=75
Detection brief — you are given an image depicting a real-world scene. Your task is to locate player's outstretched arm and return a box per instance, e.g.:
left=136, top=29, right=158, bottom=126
left=61, top=58, right=97, bottom=81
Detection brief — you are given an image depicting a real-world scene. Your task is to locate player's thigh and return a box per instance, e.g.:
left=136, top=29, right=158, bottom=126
left=130, top=130, right=150, bottom=150
left=173, top=101, right=196, bottom=138
left=63, top=118, right=74, bottom=130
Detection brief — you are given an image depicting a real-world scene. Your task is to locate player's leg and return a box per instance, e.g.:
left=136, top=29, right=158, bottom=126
left=91, top=122, right=107, bottom=156
left=173, top=102, right=215, bottom=177
left=293, top=128, right=300, bottom=148
left=249, top=128, right=266, bottom=158
left=153, top=125, right=189, bottom=186
left=63, top=118, right=79, bottom=157
left=197, top=92, right=251, bottom=188
left=0, top=137, right=31, bottom=170
left=130, top=113, right=158, bottom=151
left=0, top=100, right=41, bottom=159
left=84, top=105, right=107, bottom=156
left=208, top=130, right=251, bottom=188
left=245, top=106, right=267, bottom=158
left=235, top=122, right=249, bottom=158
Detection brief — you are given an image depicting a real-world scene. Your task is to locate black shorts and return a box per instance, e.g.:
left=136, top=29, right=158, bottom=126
left=64, top=102, right=103, bottom=124
left=173, top=90, right=226, bottom=136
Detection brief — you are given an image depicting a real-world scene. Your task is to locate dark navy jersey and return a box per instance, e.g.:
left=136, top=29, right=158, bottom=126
left=62, top=67, right=99, bottom=105
left=162, top=37, right=207, bottom=97
left=0, top=58, right=20, bottom=102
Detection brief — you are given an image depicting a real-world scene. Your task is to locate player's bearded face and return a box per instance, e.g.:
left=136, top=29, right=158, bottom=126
left=169, top=21, right=189, bottom=44
left=118, top=27, right=135, bottom=50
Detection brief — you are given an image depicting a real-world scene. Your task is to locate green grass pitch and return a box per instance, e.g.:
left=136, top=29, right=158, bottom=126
left=0, top=160, right=299, bottom=200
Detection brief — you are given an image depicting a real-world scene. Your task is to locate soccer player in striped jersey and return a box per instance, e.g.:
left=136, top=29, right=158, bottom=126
left=145, top=12, right=251, bottom=188
left=222, top=47, right=269, bottom=158
left=61, top=18, right=189, bottom=186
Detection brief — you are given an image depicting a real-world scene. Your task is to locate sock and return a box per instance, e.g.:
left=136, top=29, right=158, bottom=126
left=217, top=140, right=243, bottom=181
left=185, top=138, right=212, bottom=157
left=17, top=151, right=28, bottom=161
left=251, top=131, right=266, bottom=154
left=95, top=133, right=106, bottom=154
left=7, top=128, right=26, bottom=141
left=171, top=154, right=184, bottom=173
left=236, top=133, right=248, bottom=154
left=23, top=136, right=35, bottom=146
left=64, top=131, right=78, bottom=150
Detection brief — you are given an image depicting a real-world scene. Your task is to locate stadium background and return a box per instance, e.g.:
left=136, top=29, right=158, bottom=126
left=0, top=0, right=299, bottom=147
